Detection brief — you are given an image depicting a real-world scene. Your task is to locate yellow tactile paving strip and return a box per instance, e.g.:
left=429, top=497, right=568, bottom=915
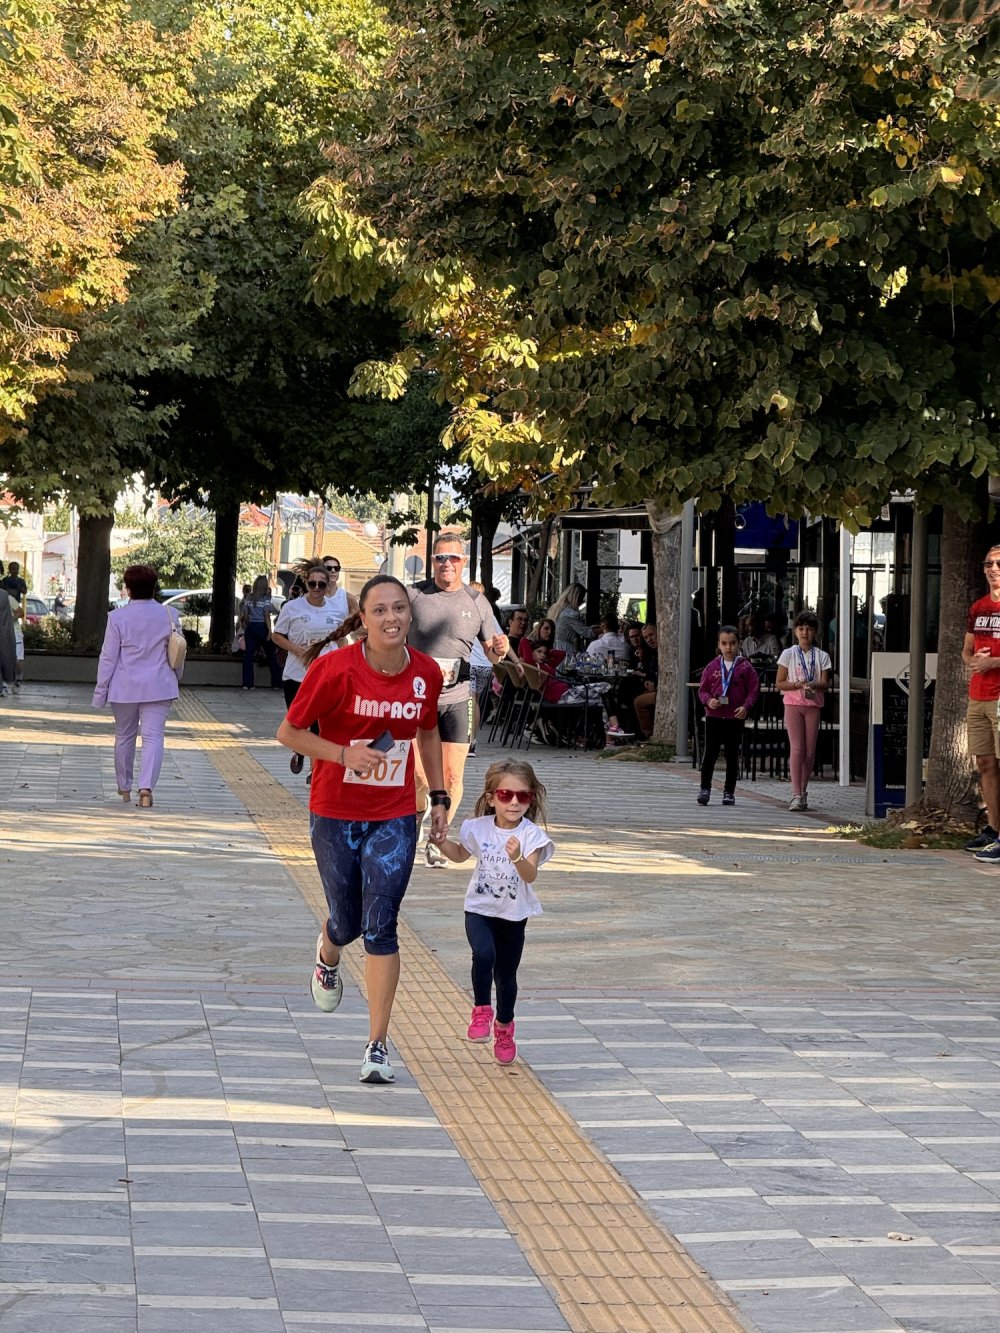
left=176, top=693, right=746, bottom=1333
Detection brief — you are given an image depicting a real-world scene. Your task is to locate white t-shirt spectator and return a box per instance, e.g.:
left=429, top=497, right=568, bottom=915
left=272, top=598, right=345, bottom=683
left=587, top=631, right=628, bottom=661
left=458, top=815, right=554, bottom=921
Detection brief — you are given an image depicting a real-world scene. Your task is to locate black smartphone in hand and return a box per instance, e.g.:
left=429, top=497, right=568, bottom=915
left=370, top=729, right=395, bottom=752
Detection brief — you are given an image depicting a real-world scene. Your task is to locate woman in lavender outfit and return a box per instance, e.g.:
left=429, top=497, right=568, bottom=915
left=93, top=564, right=183, bottom=809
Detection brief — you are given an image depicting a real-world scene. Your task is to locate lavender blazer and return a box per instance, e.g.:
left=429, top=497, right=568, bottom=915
left=93, top=600, right=183, bottom=707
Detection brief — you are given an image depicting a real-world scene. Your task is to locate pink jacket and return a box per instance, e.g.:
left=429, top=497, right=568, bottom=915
left=698, top=655, right=759, bottom=720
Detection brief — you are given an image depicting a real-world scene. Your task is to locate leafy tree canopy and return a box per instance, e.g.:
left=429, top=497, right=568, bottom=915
left=0, top=0, right=194, bottom=445
left=304, top=0, right=1000, bottom=525
left=110, top=510, right=268, bottom=588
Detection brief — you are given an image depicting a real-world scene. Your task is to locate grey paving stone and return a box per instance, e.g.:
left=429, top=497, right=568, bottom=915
left=133, top=1256, right=277, bottom=1298
left=137, top=1309, right=284, bottom=1333
left=257, top=1219, right=398, bottom=1262
left=269, top=1266, right=418, bottom=1311
left=724, top=1286, right=904, bottom=1333
left=413, top=1301, right=569, bottom=1330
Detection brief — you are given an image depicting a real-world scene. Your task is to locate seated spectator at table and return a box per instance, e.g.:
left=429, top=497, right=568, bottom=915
left=633, top=623, right=659, bottom=739
left=520, top=617, right=559, bottom=662
left=624, top=623, right=645, bottom=668
left=586, top=612, right=628, bottom=662
left=741, top=611, right=782, bottom=659
left=506, top=607, right=529, bottom=652
left=548, top=583, right=592, bottom=655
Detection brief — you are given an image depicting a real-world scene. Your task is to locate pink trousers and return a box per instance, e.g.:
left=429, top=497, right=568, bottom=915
left=784, top=705, right=821, bottom=796
left=111, top=699, right=173, bottom=792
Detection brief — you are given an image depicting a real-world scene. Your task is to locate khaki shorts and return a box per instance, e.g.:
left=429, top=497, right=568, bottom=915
left=967, top=698, right=1000, bottom=758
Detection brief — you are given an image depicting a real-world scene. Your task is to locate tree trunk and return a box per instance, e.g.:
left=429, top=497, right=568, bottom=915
left=525, top=515, right=555, bottom=609
left=478, top=512, right=500, bottom=599
left=210, top=500, right=239, bottom=651
left=646, top=503, right=682, bottom=745
left=73, top=512, right=114, bottom=649
left=922, top=503, right=988, bottom=819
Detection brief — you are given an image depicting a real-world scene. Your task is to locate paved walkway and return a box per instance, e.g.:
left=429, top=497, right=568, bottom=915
left=2, top=683, right=1000, bottom=1333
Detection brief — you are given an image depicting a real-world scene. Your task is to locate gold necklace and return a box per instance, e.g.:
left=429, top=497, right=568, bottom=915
left=363, top=643, right=409, bottom=675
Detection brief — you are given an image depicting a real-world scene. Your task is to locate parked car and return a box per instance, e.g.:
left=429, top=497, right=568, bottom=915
left=23, top=594, right=50, bottom=625
left=163, top=589, right=285, bottom=644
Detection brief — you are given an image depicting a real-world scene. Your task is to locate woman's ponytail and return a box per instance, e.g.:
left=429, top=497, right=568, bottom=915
left=303, top=611, right=364, bottom=668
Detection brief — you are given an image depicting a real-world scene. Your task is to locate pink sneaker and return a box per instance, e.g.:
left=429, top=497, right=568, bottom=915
left=467, top=1004, right=494, bottom=1043
left=493, top=1020, right=517, bottom=1064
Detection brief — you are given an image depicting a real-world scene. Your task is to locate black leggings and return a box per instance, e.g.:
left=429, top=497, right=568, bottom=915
left=283, top=679, right=319, bottom=753
left=465, top=912, right=527, bottom=1024
left=700, top=717, right=745, bottom=794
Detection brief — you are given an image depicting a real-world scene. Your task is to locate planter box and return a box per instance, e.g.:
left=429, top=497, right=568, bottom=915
left=26, top=651, right=258, bottom=687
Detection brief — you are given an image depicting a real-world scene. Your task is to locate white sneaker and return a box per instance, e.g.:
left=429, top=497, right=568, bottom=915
left=789, top=794, right=804, bottom=811
left=310, top=933, right=343, bottom=1013
left=424, top=840, right=446, bottom=869
left=360, top=1039, right=395, bottom=1084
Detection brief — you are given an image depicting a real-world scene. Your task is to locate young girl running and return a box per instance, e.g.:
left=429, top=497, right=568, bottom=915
left=439, top=759, right=555, bottom=1065
left=776, top=610, right=832, bottom=812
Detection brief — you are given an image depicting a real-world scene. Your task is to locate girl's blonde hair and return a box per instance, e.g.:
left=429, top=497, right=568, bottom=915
left=475, top=758, right=548, bottom=826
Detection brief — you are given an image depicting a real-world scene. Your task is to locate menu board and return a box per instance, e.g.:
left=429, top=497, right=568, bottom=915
left=868, top=652, right=937, bottom=817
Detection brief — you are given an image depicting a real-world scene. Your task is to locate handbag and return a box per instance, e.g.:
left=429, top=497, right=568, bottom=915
left=231, top=631, right=245, bottom=654
left=165, top=607, right=187, bottom=670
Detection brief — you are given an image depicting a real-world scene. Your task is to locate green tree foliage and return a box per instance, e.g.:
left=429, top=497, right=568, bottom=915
left=0, top=0, right=193, bottom=443
left=110, top=510, right=267, bottom=589
left=304, top=0, right=1000, bottom=526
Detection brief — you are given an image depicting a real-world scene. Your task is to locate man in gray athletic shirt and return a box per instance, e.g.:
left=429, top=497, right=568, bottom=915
left=408, top=531, right=510, bottom=865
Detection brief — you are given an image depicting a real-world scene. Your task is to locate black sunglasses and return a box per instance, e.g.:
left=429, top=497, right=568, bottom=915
left=307, top=580, right=328, bottom=589
left=324, top=564, right=340, bottom=574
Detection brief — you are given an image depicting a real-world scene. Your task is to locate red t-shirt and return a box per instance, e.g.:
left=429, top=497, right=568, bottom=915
left=286, top=641, right=443, bottom=820
left=967, top=593, right=1000, bottom=701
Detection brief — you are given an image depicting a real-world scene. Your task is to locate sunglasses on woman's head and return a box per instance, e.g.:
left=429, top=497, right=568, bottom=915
left=307, top=580, right=328, bottom=589
left=493, top=788, right=532, bottom=803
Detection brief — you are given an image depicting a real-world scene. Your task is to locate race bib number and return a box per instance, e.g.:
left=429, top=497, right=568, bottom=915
left=343, top=738, right=411, bottom=787
left=434, top=656, right=461, bottom=687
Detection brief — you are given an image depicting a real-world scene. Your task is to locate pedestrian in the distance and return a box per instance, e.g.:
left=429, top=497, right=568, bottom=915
left=963, top=543, right=1000, bottom=861
left=697, top=625, right=759, bottom=807
left=239, top=574, right=282, bottom=690
left=776, top=610, right=832, bottom=812
left=0, top=584, right=16, bottom=697
left=92, top=564, right=183, bottom=808
left=438, top=758, right=554, bottom=1066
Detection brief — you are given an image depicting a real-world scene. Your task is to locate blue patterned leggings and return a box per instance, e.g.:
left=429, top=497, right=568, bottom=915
left=310, top=813, right=418, bottom=956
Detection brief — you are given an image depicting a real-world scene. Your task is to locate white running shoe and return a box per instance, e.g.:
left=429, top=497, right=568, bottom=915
left=360, top=1039, right=394, bottom=1084
left=310, top=933, right=343, bottom=1013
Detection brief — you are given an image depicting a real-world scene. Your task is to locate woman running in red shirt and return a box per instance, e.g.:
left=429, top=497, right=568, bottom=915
left=278, top=575, right=447, bottom=1084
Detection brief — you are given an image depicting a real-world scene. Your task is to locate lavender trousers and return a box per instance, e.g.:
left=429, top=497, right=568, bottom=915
left=110, top=699, right=173, bottom=792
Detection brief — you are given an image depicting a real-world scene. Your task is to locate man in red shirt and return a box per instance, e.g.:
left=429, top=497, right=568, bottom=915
left=964, top=545, right=1000, bottom=860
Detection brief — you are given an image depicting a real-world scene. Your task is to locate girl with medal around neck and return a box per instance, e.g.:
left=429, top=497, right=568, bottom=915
left=775, top=610, right=832, bottom=813
left=277, top=575, right=448, bottom=1087
left=697, top=626, right=759, bottom=807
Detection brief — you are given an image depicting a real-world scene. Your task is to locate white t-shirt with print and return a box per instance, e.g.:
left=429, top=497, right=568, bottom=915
left=459, top=814, right=554, bottom=921
left=273, top=598, right=344, bottom=683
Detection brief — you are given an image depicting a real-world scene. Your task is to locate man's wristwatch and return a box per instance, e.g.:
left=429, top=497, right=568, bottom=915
left=428, top=789, right=451, bottom=810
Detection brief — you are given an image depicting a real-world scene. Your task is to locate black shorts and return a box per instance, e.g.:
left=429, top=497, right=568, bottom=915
left=438, top=696, right=475, bottom=745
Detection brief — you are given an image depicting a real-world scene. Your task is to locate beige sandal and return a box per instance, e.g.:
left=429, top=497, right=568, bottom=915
left=117, top=789, right=131, bottom=802
left=137, top=789, right=153, bottom=809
